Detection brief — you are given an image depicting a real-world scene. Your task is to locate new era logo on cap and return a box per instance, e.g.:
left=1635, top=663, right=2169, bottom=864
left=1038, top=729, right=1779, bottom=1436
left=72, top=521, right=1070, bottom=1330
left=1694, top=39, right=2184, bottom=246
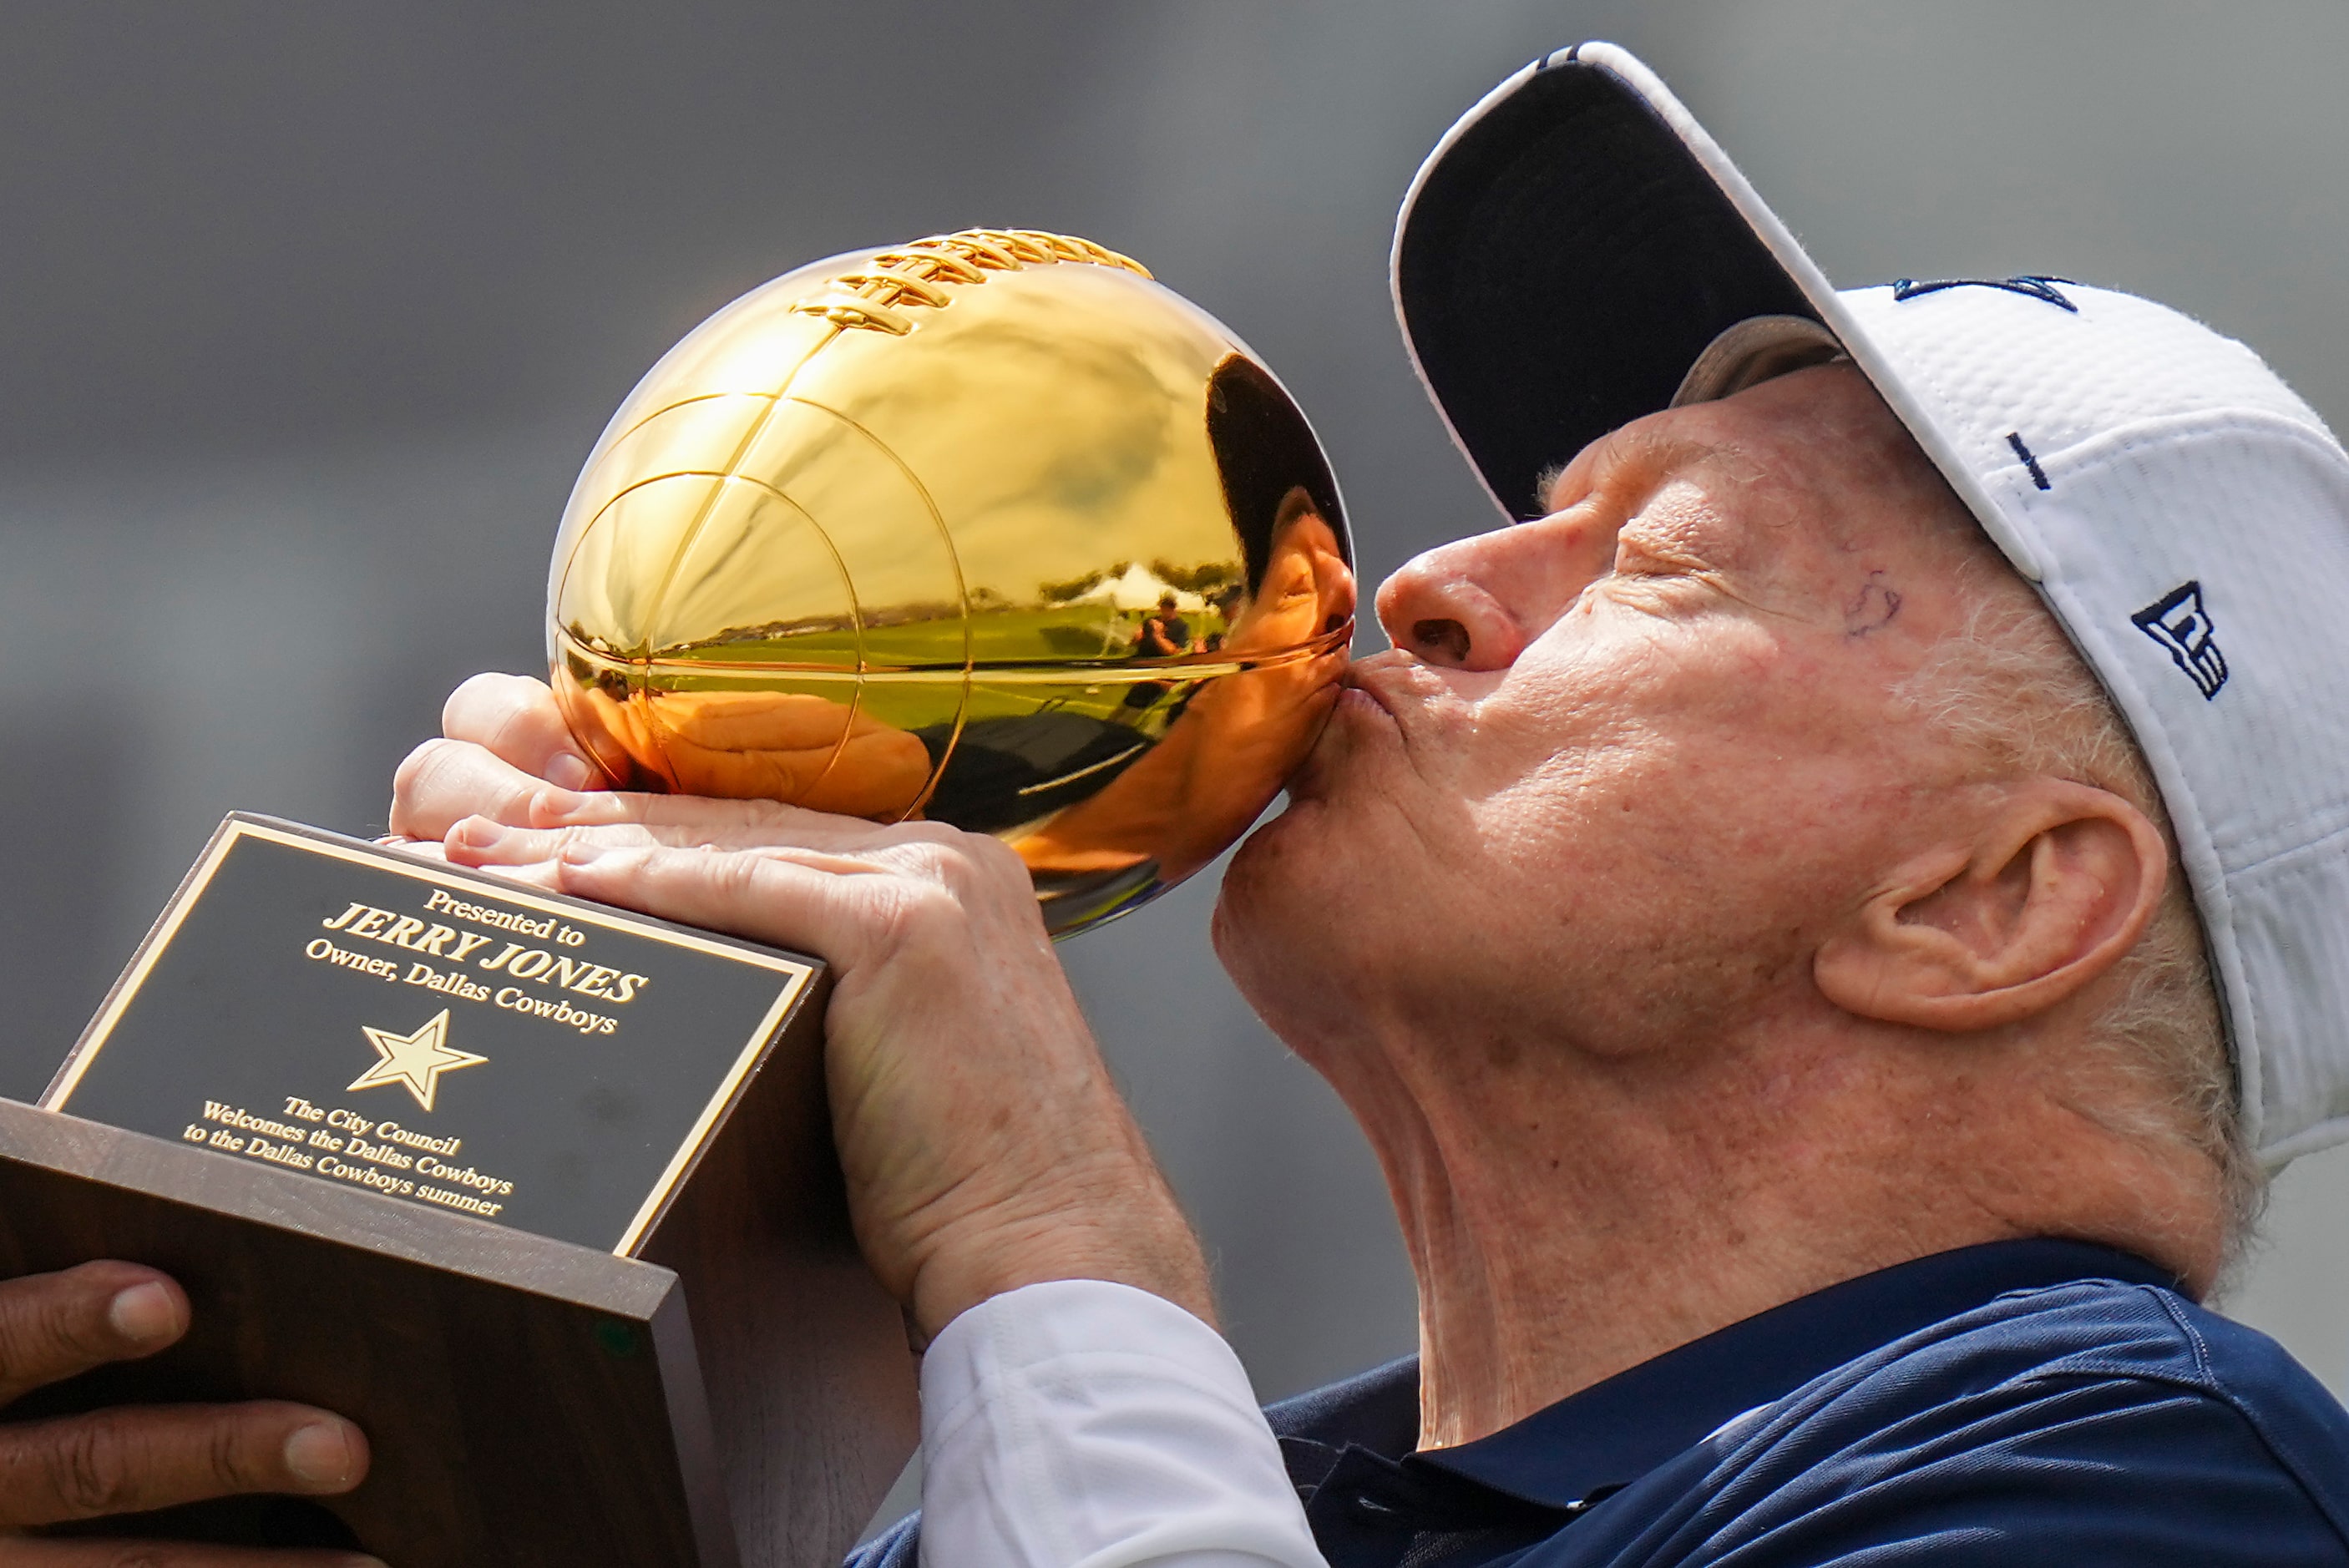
left=2132, top=581, right=2229, bottom=701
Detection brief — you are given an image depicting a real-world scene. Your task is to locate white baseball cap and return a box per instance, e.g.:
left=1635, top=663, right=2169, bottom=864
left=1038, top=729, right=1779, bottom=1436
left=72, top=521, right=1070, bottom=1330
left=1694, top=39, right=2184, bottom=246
left=1393, top=43, right=2349, bottom=1169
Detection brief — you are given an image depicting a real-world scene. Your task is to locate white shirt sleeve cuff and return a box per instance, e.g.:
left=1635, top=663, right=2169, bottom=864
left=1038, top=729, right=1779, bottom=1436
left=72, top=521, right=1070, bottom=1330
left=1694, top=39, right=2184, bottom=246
left=917, top=1278, right=1325, bottom=1568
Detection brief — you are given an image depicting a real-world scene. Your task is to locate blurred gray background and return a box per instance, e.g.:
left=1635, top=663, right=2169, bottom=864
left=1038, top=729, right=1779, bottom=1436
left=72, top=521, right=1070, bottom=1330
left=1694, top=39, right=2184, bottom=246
left=2, top=0, right=2341, bottom=1525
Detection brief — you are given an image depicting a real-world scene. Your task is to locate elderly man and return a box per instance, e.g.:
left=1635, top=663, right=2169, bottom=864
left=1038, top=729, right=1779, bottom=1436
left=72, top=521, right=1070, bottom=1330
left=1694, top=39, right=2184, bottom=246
left=2, top=42, right=2345, bottom=1567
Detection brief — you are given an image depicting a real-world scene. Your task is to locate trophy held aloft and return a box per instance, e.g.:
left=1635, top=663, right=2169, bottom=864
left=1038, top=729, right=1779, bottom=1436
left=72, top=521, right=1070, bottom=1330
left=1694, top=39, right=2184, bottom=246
left=1, top=229, right=1354, bottom=1565
left=549, top=226, right=1356, bottom=934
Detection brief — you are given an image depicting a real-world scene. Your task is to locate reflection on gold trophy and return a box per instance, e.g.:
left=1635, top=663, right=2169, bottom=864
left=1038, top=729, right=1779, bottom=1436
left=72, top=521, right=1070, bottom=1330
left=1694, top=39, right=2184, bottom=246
left=548, top=229, right=1355, bottom=933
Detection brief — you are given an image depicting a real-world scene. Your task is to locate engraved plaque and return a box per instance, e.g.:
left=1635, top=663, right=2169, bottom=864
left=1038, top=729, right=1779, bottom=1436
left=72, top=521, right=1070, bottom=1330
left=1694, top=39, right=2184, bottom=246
left=46, top=813, right=817, bottom=1255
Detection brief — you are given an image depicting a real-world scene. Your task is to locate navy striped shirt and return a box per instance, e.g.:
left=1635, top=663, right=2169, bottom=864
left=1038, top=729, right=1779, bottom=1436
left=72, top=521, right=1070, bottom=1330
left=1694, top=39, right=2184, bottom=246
left=853, top=1240, right=2349, bottom=1566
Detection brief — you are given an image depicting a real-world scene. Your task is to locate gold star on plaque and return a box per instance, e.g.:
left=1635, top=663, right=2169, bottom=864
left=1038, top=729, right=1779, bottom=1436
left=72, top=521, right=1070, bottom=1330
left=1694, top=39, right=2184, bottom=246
left=347, top=1009, right=485, bottom=1113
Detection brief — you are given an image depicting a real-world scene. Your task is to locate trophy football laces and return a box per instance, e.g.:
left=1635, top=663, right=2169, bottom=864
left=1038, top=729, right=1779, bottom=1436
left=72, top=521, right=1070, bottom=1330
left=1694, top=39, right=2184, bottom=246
left=783, top=228, right=1151, bottom=336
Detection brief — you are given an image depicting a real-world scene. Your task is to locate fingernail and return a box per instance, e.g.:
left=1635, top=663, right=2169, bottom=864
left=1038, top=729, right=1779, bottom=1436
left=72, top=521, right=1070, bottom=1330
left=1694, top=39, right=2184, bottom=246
left=448, top=817, right=505, bottom=848
left=107, top=1281, right=180, bottom=1346
left=557, top=840, right=605, bottom=866
left=285, top=1419, right=362, bottom=1490
left=546, top=751, right=595, bottom=791
left=529, top=787, right=579, bottom=827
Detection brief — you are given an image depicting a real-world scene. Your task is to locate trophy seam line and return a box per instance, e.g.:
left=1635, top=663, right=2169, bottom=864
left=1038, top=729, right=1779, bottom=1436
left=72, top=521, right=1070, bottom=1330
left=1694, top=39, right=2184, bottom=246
left=620, top=463, right=875, bottom=808
left=627, top=324, right=848, bottom=669
left=782, top=392, right=976, bottom=821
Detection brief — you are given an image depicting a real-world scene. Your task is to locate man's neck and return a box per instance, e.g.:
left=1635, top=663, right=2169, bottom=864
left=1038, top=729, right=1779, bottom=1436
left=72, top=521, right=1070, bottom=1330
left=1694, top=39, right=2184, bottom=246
left=1313, top=1018, right=2219, bottom=1452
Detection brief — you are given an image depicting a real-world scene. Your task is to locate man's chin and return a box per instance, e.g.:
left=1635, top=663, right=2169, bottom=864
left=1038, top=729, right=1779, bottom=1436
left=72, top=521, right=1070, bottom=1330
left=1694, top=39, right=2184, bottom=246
left=1212, top=675, right=1400, bottom=953
left=1213, top=792, right=1398, bottom=1062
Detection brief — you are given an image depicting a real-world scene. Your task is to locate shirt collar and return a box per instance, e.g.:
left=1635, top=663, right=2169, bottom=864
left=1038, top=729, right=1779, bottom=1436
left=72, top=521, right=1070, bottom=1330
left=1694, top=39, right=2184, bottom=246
left=1399, top=1238, right=2179, bottom=1510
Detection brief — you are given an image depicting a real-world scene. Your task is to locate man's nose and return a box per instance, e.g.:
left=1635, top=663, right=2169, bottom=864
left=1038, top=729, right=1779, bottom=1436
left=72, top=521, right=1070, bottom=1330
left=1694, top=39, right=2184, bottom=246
left=1374, top=512, right=1612, bottom=670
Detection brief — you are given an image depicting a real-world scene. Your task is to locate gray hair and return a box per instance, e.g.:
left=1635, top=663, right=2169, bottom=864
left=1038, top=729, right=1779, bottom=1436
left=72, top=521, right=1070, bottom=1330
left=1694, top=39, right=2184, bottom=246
left=1893, top=534, right=2261, bottom=1273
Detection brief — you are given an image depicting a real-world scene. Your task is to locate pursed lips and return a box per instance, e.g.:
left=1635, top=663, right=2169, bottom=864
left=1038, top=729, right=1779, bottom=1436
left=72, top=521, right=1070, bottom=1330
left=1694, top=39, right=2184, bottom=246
left=1341, top=650, right=1458, bottom=720
left=1339, top=665, right=1394, bottom=715
left=1291, top=653, right=1461, bottom=801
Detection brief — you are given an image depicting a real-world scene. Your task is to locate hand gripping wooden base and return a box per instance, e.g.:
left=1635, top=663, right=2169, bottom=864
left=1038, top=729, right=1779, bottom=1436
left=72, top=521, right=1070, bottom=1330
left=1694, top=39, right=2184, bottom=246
left=0, top=1047, right=918, bottom=1565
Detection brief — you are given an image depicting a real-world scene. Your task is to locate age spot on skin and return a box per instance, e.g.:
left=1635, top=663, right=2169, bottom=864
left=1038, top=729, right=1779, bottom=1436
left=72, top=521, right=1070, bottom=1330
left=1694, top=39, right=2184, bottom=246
left=1844, top=572, right=1902, bottom=638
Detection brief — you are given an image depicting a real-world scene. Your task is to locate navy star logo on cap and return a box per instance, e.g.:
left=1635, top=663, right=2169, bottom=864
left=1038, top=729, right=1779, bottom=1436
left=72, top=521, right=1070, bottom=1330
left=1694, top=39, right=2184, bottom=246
left=1891, top=275, right=2079, bottom=312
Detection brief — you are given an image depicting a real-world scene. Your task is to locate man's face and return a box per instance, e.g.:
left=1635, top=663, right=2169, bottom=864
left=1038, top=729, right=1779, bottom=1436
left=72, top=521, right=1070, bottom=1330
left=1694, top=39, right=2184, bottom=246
left=1216, top=363, right=1993, bottom=1062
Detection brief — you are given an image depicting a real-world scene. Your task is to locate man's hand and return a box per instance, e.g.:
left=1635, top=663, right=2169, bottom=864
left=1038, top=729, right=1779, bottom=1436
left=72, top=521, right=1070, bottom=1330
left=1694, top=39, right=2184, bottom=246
left=0, top=1260, right=374, bottom=1564
left=392, top=675, right=1213, bottom=1344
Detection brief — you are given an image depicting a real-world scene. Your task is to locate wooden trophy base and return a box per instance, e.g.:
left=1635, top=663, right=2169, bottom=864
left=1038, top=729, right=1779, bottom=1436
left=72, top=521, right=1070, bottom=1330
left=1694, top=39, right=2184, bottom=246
left=0, top=1096, right=918, bottom=1566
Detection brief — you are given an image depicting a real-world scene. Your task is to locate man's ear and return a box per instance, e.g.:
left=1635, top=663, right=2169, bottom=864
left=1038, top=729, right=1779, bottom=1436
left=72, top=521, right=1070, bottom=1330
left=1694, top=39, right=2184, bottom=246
left=1814, top=781, right=2169, bottom=1032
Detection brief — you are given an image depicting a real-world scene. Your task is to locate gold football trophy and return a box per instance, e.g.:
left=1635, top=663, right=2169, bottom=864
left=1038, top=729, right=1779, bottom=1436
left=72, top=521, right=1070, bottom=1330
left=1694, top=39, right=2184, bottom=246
left=548, top=228, right=1357, bottom=932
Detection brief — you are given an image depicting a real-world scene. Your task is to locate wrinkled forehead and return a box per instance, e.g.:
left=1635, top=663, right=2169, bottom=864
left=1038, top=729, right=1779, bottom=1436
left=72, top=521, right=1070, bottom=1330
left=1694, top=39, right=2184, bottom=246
left=1542, top=362, right=1964, bottom=555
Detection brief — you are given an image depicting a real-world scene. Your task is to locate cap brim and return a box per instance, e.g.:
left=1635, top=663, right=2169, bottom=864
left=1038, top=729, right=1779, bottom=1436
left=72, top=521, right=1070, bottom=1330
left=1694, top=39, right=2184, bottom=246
left=1394, top=43, right=1845, bottom=520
